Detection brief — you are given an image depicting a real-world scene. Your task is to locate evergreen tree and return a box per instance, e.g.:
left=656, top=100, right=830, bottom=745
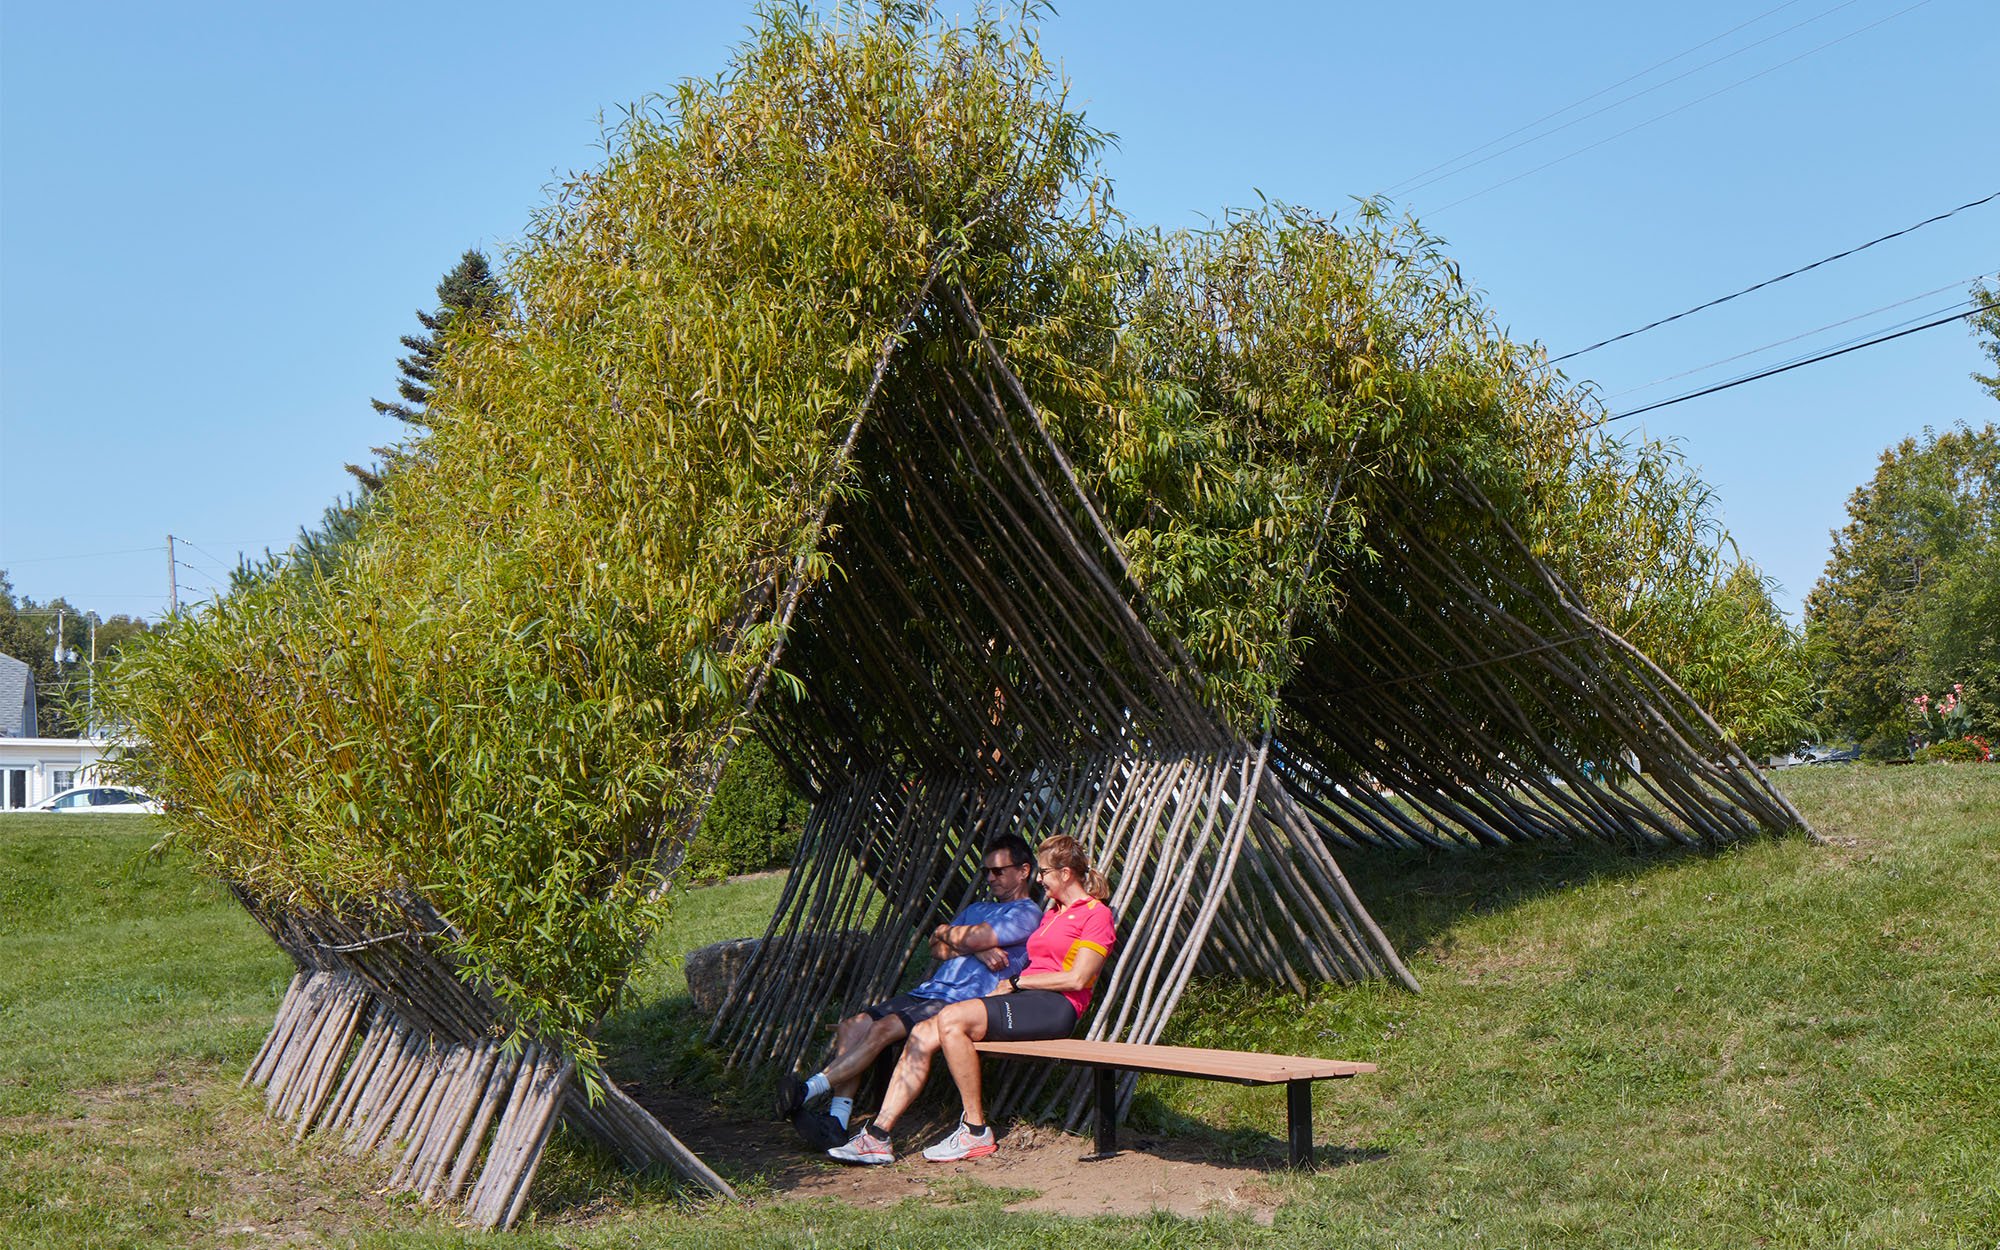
left=349, top=250, right=507, bottom=489
left=373, top=249, right=507, bottom=426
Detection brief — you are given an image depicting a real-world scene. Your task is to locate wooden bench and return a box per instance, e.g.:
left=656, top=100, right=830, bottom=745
left=973, top=1038, right=1374, bottom=1167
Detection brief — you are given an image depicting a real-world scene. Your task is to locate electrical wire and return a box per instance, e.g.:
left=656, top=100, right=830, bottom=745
left=1555, top=193, right=2000, bottom=363
left=1666, top=297, right=1976, bottom=388
left=1591, top=298, right=1999, bottom=425
left=1602, top=273, right=1995, bottom=399
left=174, top=538, right=241, bottom=578
left=0, top=545, right=162, bottom=566
left=1389, top=0, right=1859, bottom=198
left=1429, top=0, right=1936, bottom=215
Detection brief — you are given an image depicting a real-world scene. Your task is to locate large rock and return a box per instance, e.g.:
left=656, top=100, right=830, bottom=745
left=683, top=931, right=870, bottom=1016
left=683, top=938, right=763, bottom=1016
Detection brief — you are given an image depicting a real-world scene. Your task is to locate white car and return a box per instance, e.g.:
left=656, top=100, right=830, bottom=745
left=30, top=786, right=161, bottom=814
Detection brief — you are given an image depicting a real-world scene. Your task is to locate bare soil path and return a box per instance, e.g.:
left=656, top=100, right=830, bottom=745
left=632, top=1084, right=1298, bottom=1223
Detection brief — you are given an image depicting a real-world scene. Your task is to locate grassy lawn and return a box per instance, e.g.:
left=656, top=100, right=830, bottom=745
left=3, top=766, right=1998, bottom=1247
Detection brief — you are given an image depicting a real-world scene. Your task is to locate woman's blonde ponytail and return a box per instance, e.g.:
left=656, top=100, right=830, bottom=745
left=1038, top=834, right=1111, bottom=901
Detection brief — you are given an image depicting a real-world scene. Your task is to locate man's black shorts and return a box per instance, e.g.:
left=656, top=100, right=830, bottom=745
left=863, top=991, right=952, bottom=1030
left=982, top=989, right=1078, bottom=1041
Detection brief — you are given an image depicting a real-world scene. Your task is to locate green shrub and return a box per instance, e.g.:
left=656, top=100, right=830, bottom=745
left=104, top=2, right=1108, bottom=1072
left=684, top=737, right=808, bottom=881
left=1919, top=737, right=1985, bottom=763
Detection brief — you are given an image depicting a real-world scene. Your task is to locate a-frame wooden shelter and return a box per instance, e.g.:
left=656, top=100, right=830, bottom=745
left=708, top=288, right=1808, bottom=1129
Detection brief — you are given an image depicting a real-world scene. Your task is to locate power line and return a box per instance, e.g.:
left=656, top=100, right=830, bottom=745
left=1555, top=192, right=2000, bottom=363
left=1389, top=0, right=1857, bottom=198
left=1602, top=272, right=1995, bottom=399
left=1592, top=298, right=1999, bottom=426
left=173, top=560, right=226, bottom=592
left=0, top=545, right=163, bottom=566
left=2, top=536, right=289, bottom=567
left=1429, top=0, right=1936, bottom=215
left=174, top=538, right=241, bottom=579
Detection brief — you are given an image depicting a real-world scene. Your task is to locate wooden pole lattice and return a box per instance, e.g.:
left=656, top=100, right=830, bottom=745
left=228, top=284, right=1808, bottom=1210
left=110, top=13, right=1823, bottom=1229
left=709, top=290, right=1807, bottom=1129
left=232, top=890, right=736, bottom=1230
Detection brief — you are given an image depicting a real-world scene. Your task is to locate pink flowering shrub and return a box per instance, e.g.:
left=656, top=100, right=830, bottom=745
left=1911, top=684, right=1974, bottom=747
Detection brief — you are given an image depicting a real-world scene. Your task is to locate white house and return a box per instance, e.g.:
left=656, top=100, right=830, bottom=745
left=0, top=651, right=111, bottom=809
left=0, top=735, right=113, bottom=809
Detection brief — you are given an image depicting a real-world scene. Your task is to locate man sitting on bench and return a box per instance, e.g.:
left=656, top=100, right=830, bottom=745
left=829, top=833, right=1117, bottom=1164
left=775, top=833, right=1040, bottom=1144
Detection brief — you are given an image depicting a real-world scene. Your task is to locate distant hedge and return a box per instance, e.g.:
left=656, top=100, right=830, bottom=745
left=683, top=737, right=807, bottom=881
left=1918, top=738, right=1986, bottom=764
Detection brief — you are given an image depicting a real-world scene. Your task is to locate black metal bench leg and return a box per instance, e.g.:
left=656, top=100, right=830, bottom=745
left=1085, top=1066, right=1118, bottom=1159
left=1287, top=1080, right=1313, bottom=1168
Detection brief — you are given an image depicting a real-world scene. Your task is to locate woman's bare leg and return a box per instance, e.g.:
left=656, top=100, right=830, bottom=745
left=934, top=1001, right=992, bottom=1125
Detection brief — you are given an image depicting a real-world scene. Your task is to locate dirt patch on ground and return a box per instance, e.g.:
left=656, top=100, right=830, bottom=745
left=624, top=1081, right=1299, bottom=1224
left=37, top=1065, right=1330, bottom=1235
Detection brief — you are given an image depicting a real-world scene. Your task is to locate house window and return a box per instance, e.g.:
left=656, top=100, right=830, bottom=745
left=2, top=769, right=24, bottom=810
left=51, top=769, right=75, bottom=794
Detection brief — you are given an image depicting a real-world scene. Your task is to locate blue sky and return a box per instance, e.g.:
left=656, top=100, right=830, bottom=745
left=2, top=0, right=1994, bottom=624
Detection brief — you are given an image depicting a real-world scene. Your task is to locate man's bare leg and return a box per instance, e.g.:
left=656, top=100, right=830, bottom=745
left=821, top=1013, right=908, bottom=1097
left=800, top=1013, right=910, bottom=1127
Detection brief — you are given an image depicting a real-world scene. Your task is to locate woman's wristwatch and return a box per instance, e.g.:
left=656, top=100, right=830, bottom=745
left=1008, top=974, right=1021, bottom=992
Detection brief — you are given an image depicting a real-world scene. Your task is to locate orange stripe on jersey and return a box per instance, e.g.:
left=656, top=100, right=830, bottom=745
left=1061, top=938, right=1110, bottom=972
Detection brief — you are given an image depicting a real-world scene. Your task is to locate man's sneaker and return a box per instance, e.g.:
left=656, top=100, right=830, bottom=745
left=922, top=1122, right=997, bottom=1162
left=827, top=1125, right=895, bottom=1165
left=792, top=1108, right=849, bottom=1151
left=774, top=1073, right=807, bottom=1121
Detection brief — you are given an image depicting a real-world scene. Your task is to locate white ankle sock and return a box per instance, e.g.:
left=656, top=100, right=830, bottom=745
left=805, top=1072, right=831, bottom=1102
left=829, top=1096, right=853, bottom=1127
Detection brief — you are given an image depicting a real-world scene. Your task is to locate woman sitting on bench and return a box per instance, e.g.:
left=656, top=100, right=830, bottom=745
left=829, top=834, right=1117, bottom=1164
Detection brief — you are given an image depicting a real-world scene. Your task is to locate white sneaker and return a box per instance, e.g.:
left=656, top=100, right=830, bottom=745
left=827, top=1125, right=894, bottom=1165
left=922, top=1121, right=997, bottom=1162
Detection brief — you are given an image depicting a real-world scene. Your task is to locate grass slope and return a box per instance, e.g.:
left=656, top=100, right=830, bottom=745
left=2, top=767, right=1997, bottom=1247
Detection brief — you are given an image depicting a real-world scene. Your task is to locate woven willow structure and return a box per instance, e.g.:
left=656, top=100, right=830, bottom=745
left=221, top=272, right=1810, bottom=1219
left=133, top=13, right=1822, bottom=1228
left=232, top=890, right=735, bottom=1228
left=706, top=288, right=1808, bottom=1129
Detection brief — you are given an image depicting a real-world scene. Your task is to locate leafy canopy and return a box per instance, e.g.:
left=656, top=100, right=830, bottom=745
left=1805, top=422, right=2000, bottom=745
left=103, top=2, right=1802, bottom=1074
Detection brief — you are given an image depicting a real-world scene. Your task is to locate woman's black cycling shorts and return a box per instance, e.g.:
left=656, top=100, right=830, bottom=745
left=982, top=988, right=1078, bottom=1040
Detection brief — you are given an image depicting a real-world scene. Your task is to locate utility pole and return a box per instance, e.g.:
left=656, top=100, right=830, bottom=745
left=167, top=534, right=178, bottom=617
left=86, top=614, right=98, bottom=733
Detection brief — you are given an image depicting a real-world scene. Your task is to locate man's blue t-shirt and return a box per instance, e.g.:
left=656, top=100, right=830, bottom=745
left=908, top=898, right=1042, bottom=1002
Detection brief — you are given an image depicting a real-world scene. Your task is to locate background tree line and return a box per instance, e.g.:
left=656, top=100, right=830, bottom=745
left=1804, top=420, right=1997, bottom=756
left=1798, top=285, right=1997, bottom=757
left=0, top=571, right=151, bottom=736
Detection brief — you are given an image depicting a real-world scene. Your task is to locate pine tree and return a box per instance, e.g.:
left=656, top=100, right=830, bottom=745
left=349, top=251, right=507, bottom=489
left=373, top=249, right=506, bottom=425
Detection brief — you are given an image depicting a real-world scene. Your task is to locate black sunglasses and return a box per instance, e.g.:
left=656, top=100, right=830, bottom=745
left=982, top=861, right=1028, bottom=875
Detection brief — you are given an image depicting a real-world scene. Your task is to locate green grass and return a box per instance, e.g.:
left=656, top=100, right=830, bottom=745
left=4, top=766, right=1999, bottom=1246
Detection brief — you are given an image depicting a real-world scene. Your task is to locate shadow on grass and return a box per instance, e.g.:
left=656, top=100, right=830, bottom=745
left=1125, top=1091, right=1391, bottom=1173
left=1335, top=835, right=1717, bottom=958
left=597, top=991, right=730, bottom=1096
